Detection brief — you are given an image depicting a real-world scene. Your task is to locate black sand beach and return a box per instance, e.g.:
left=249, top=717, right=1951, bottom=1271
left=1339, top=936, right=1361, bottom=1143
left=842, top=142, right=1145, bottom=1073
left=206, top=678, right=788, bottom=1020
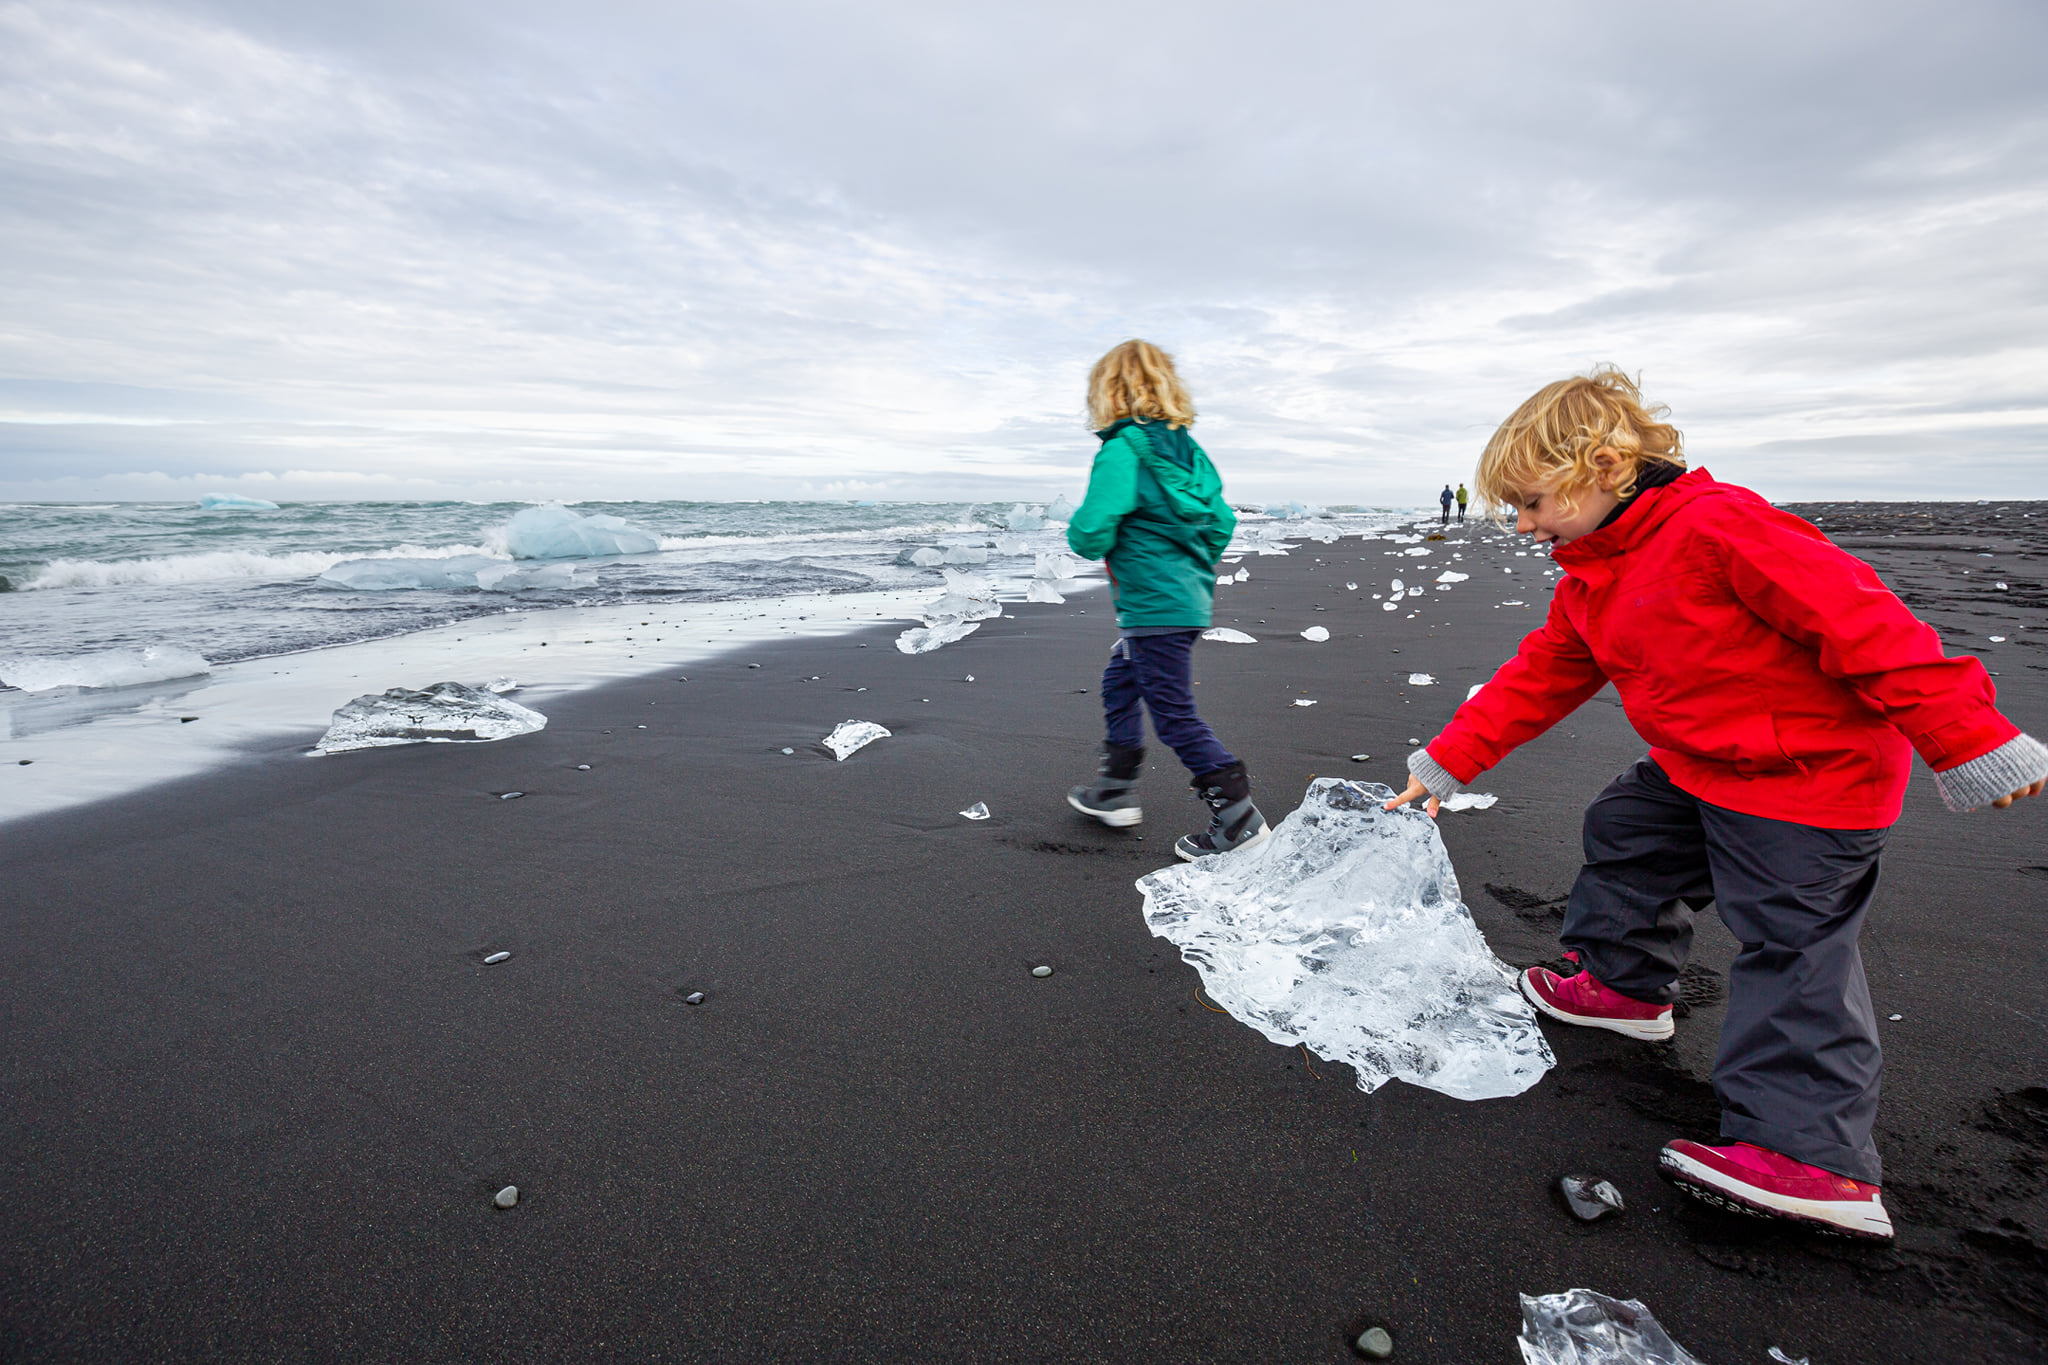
left=4, top=503, right=2046, bottom=1363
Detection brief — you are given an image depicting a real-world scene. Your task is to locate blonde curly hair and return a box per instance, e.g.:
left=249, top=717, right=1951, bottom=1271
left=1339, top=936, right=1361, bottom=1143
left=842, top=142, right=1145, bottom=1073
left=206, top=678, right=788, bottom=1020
left=1087, top=339, right=1196, bottom=431
left=1475, top=367, right=1686, bottom=516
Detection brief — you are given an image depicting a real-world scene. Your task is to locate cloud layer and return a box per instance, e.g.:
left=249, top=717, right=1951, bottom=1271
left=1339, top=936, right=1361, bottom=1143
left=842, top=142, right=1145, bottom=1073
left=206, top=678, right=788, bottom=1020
left=2, top=0, right=2044, bottom=503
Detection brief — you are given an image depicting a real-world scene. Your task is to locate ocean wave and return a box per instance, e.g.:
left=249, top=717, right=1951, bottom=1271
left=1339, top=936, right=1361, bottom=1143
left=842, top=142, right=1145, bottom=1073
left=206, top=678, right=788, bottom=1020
left=21, top=542, right=501, bottom=590
left=0, top=645, right=211, bottom=692
left=653, top=520, right=984, bottom=551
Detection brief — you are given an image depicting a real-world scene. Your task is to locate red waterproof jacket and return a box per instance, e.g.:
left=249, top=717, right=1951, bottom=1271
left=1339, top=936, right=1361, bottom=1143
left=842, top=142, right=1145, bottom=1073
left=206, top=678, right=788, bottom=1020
left=1427, top=469, right=2018, bottom=828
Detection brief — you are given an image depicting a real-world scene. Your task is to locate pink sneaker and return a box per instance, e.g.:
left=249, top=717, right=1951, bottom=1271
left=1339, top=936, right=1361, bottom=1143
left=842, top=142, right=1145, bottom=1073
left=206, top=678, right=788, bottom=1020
left=1519, top=965, right=1674, bottom=1040
left=1659, top=1140, right=1893, bottom=1241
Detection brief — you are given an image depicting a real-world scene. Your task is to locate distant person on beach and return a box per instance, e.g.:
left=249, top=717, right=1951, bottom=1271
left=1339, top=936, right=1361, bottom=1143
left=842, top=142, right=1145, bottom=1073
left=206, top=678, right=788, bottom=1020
left=1385, top=367, right=2047, bottom=1242
left=1064, top=340, right=1270, bottom=861
left=1455, top=483, right=1468, bottom=522
left=1439, top=484, right=1454, bottom=524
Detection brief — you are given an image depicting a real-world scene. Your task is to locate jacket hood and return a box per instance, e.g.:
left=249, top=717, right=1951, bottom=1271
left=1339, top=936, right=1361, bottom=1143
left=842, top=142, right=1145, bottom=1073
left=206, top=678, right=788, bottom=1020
left=1552, top=468, right=1729, bottom=583
left=1098, top=420, right=1220, bottom=522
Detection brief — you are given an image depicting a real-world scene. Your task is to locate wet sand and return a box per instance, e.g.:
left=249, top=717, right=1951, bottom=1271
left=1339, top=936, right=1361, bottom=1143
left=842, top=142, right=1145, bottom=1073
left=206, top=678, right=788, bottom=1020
left=3, top=501, right=2045, bottom=1362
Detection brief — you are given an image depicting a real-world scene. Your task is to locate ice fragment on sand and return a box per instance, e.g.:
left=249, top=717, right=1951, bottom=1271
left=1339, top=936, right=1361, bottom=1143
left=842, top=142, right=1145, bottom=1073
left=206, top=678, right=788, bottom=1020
left=1346, top=581, right=1359, bottom=591
left=924, top=569, right=1003, bottom=624
left=1027, top=579, right=1066, bottom=603
left=906, top=546, right=946, bottom=567
left=1404, top=547, right=1430, bottom=557
left=1031, top=965, right=1053, bottom=978
left=1234, top=567, right=1250, bottom=582
left=1502, top=600, right=1525, bottom=606
left=897, top=619, right=981, bottom=654
left=1351, top=754, right=1370, bottom=762
left=1997, top=582, right=2008, bottom=590
left=941, top=544, right=990, bottom=565
left=485, top=677, right=518, bottom=693
left=1516, top=1289, right=1700, bottom=1365
left=824, top=720, right=890, bottom=760
left=1202, top=628, right=1258, bottom=644
left=498, top=791, right=523, bottom=800
left=993, top=535, right=1028, bottom=555
left=1293, top=698, right=1318, bottom=706
left=1004, top=503, right=1045, bottom=531
left=1889, top=1012, right=1903, bottom=1021
left=316, top=682, right=547, bottom=754
left=577, top=764, right=590, bottom=770
left=1441, top=792, right=1497, bottom=811
left=1301, top=626, right=1331, bottom=642
left=959, top=801, right=990, bottom=820
left=781, top=747, right=794, bottom=754
left=1390, top=578, right=1405, bottom=593
left=1217, top=574, right=1234, bottom=586
left=1355, top=1326, right=1394, bottom=1359
left=1407, top=673, right=1435, bottom=685
left=685, top=991, right=705, bottom=1005
left=1436, top=570, right=1469, bottom=583
left=483, top=951, right=511, bottom=964
left=1033, top=552, right=1075, bottom=581
left=1990, top=636, right=2006, bottom=642
left=503, top=503, right=659, bottom=559
left=1137, top=779, right=1554, bottom=1099
left=1046, top=493, right=1076, bottom=522
left=1383, top=601, right=1399, bottom=611
left=0, top=645, right=212, bottom=693
left=1768, top=1349, right=1811, bottom=1365
left=494, top=1186, right=519, bottom=1209
left=1560, top=1175, right=1625, bottom=1221
left=1467, top=683, right=1485, bottom=700
left=198, top=492, right=279, bottom=510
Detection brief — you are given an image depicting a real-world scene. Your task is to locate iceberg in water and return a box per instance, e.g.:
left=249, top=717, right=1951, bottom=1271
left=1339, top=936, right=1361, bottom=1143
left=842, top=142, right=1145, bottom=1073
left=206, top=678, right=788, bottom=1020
left=898, top=546, right=946, bottom=567
left=315, top=681, right=547, bottom=754
left=502, top=503, right=660, bottom=559
left=1003, top=503, right=1045, bottom=532
left=940, top=544, right=990, bottom=566
left=0, top=646, right=212, bottom=693
left=198, top=493, right=280, bottom=510
left=1045, top=493, right=1076, bottom=523
left=1517, top=1290, right=1702, bottom=1365
left=823, top=719, right=890, bottom=760
left=1136, top=779, right=1554, bottom=1100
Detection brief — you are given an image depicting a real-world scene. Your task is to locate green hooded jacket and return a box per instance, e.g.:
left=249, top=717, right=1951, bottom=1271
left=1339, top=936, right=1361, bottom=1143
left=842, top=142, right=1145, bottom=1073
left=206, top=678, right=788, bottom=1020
left=1065, top=420, right=1237, bottom=629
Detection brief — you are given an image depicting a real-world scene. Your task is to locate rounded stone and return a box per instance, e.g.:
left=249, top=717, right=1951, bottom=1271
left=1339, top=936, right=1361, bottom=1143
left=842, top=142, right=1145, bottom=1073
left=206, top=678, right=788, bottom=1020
left=685, top=991, right=706, bottom=1005
left=1356, top=1325, right=1394, bottom=1358
left=500, top=791, right=524, bottom=800
left=1031, top=965, right=1053, bottom=978
left=782, top=748, right=795, bottom=755
left=493, top=1185, right=519, bottom=1209
left=1350, top=754, right=1370, bottom=762
left=483, top=951, right=511, bottom=965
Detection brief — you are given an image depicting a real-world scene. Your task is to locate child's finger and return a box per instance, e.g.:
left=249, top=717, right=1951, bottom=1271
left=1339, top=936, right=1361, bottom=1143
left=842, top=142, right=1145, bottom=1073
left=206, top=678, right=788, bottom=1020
left=1425, top=796, right=1441, bottom=819
left=1381, top=776, right=1428, bottom=811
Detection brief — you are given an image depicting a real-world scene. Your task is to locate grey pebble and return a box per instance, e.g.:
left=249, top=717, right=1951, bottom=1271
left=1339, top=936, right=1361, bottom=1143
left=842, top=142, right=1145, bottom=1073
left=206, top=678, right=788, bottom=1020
left=500, top=791, right=524, bottom=800
left=576, top=764, right=590, bottom=770
left=1356, top=1325, right=1394, bottom=1358
left=493, top=1185, right=519, bottom=1209
left=1031, top=965, right=1053, bottom=978
left=685, top=991, right=706, bottom=1005
left=484, top=951, right=511, bottom=964
left=1407, top=738, right=1420, bottom=746
left=1560, top=1173, right=1625, bottom=1221
left=782, top=747, right=795, bottom=755
left=1888, top=1013, right=1903, bottom=1021
left=17, top=759, right=29, bottom=765
left=747, top=663, right=761, bottom=669
left=1350, top=754, right=1370, bottom=762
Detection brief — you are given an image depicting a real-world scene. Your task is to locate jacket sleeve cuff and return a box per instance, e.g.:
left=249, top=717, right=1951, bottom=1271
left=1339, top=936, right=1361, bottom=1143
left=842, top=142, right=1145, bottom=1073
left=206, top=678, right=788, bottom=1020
left=1934, top=733, right=2048, bottom=812
left=1406, top=747, right=1468, bottom=801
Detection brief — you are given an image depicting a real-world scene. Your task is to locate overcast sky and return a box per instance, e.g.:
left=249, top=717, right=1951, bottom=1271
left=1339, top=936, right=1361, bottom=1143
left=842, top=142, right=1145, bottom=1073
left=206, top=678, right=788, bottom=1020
left=1, top=0, right=2043, bottom=505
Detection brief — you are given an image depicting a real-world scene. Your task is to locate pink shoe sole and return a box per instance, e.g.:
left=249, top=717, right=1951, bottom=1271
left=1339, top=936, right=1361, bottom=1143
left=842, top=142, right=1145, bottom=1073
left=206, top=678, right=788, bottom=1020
left=1518, top=969, right=1675, bottom=1041
left=1658, top=1147, right=1894, bottom=1241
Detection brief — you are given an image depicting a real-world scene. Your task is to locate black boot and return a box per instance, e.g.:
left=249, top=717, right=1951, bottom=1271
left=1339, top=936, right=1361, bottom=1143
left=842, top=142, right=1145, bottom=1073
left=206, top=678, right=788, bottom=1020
left=1067, top=743, right=1144, bottom=828
left=1175, top=762, right=1271, bottom=861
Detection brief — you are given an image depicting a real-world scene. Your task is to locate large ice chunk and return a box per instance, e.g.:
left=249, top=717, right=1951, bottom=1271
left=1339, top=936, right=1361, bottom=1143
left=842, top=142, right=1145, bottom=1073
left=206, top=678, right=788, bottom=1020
left=1201, top=628, right=1257, bottom=643
left=1045, top=493, right=1076, bottom=522
left=924, top=569, right=1002, bottom=624
left=502, top=503, right=660, bottom=559
left=315, top=681, right=547, bottom=754
left=198, top=493, right=279, bottom=510
left=901, top=546, right=945, bottom=567
left=1033, top=553, right=1074, bottom=581
left=1003, top=503, right=1045, bottom=531
left=897, top=619, right=981, bottom=654
left=823, top=720, right=889, bottom=760
left=1136, top=779, right=1553, bottom=1100
left=1025, top=579, right=1065, bottom=603
left=1516, top=1290, right=1702, bottom=1365
left=0, top=646, right=212, bottom=692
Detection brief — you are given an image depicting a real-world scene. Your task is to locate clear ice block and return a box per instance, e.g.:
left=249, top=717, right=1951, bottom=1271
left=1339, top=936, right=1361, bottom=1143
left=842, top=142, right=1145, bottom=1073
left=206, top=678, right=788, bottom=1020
left=896, top=620, right=982, bottom=654
left=1516, top=1290, right=1701, bottom=1365
left=1136, top=779, right=1554, bottom=1100
left=823, top=720, right=890, bottom=760
left=316, top=681, right=547, bottom=754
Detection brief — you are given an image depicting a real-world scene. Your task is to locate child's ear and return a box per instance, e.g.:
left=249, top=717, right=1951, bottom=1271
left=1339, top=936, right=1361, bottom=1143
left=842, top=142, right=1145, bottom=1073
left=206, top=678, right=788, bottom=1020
left=1590, top=446, right=1624, bottom=491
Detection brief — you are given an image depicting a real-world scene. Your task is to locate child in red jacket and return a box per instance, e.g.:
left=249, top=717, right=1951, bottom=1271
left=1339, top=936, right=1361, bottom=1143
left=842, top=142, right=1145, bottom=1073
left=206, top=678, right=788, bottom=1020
left=1384, top=368, right=2045, bottom=1240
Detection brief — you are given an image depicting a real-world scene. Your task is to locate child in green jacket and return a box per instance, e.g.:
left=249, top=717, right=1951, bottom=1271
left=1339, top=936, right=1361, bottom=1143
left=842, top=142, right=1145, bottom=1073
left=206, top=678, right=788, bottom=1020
left=1063, top=340, right=1269, bottom=861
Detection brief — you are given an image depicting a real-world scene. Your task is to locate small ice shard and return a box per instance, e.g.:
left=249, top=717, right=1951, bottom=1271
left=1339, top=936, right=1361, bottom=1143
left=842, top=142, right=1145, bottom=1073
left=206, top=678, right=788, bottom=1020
left=1300, top=626, right=1331, bottom=642
left=484, top=951, right=511, bottom=964
left=1033, top=552, right=1075, bottom=580
left=1767, top=1351, right=1810, bottom=1365
left=485, top=677, right=518, bottom=693
left=1293, top=698, right=1318, bottom=706
left=685, top=991, right=706, bottom=1005
left=907, top=546, right=946, bottom=567
left=824, top=720, right=890, bottom=760
left=1382, top=601, right=1399, bottom=611
left=1436, top=570, right=1469, bottom=583
left=1031, top=965, right=1053, bottom=978
left=1559, top=1174, right=1626, bottom=1221
left=1217, top=574, right=1234, bottom=586
left=747, top=663, right=761, bottom=669
left=1027, top=579, right=1066, bottom=603
left=0, top=645, right=212, bottom=693
left=1990, top=636, right=2006, bottom=642
left=1355, top=1326, right=1394, bottom=1359
left=1407, top=739, right=1419, bottom=745
left=503, top=503, right=660, bottom=559
left=781, top=747, right=794, bottom=754
left=1390, top=578, right=1405, bottom=593
left=1046, top=493, right=1077, bottom=522
left=198, top=492, right=280, bottom=510
left=1350, top=753, right=1370, bottom=762
left=1441, top=792, right=1497, bottom=811
left=896, top=619, right=982, bottom=654
left=1404, top=547, right=1430, bottom=556
left=316, top=682, right=547, bottom=754
left=498, top=791, right=523, bottom=800
left=1467, top=683, right=1485, bottom=700
left=1202, top=628, right=1258, bottom=643
left=576, top=764, right=590, bottom=770
left=493, top=1186, right=519, bottom=1209
left=993, top=535, right=1029, bottom=555
left=1234, top=567, right=1249, bottom=582
left=959, top=801, right=990, bottom=820
left=1889, top=1012, right=1903, bottom=1021
left=1516, top=1289, right=1700, bottom=1365
left=1346, top=581, right=1359, bottom=591
left=1503, top=600, right=1525, bottom=606
left=940, top=544, right=990, bottom=565
left=1407, top=673, right=1435, bottom=686
left=1997, top=582, right=2008, bottom=590
left=1137, top=780, right=1554, bottom=1099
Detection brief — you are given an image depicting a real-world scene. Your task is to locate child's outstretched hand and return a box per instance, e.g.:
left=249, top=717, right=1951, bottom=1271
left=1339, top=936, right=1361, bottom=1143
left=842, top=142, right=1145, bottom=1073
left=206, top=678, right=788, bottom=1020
left=1991, top=779, right=2046, bottom=810
left=1382, top=775, right=1440, bottom=818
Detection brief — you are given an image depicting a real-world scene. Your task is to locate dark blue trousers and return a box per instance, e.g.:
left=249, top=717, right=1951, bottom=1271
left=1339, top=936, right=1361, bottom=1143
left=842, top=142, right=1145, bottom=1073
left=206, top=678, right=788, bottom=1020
left=1100, top=632, right=1235, bottom=777
left=1566, top=758, right=1889, bottom=1182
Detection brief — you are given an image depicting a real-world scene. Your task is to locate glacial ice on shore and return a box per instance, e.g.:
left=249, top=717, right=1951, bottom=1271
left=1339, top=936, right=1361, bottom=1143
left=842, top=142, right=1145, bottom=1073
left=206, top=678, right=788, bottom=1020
left=502, top=504, right=660, bottom=559
left=198, top=493, right=280, bottom=510
left=824, top=720, right=890, bottom=760
left=1045, top=494, right=1076, bottom=522
left=1202, top=628, right=1257, bottom=643
left=1025, top=579, right=1065, bottom=603
left=941, top=544, right=990, bottom=566
left=1136, top=778, right=1553, bottom=1100
left=315, top=556, right=576, bottom=592
left=897, top=619, right=982, bottom=653
left=1516, top=1290, right=1701, bottom=1365
left=1033, top=553, right=1074, bottom=581
left=1003, top=504, right=1045, bottom=531
left=0, top=646, right=213, bottom=692
left=315, top=681, right=547, bottom=754
left=896, top=569, right=1001, bottom=652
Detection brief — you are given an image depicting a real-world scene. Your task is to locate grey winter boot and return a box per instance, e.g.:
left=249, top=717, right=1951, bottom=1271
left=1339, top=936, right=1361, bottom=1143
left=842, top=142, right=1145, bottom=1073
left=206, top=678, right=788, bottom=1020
left=1067, top=743, right=1144, bottom=828
left=1174, top=762, right=1270, bottom=861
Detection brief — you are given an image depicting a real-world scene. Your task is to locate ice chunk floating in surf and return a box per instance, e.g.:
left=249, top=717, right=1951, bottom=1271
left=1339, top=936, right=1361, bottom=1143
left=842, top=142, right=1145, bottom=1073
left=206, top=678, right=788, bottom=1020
left=502, top=503, right=660, bottom=559
left=1136, top=779, right=1553, bottom=1100
left=315, top=682, right=547, bottom=754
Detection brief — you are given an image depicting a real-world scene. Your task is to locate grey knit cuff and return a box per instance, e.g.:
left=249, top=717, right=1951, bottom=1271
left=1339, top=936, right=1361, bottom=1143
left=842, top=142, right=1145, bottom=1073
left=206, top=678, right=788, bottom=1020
left=1934, top=733, right=2048, bottom=812
left=1406, top=747, right=1468, bottom=801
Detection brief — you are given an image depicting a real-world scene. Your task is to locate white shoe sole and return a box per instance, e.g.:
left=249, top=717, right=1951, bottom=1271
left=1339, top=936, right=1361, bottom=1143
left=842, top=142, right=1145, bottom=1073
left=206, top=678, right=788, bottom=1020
left=1518, top=971, right=1675, bottom=1041
left=1659, top=1148, right=1894, bottom=1241
left=1067, top=793, right=1142, bottom=827
left=1173, top=821, right=1272, bottom=862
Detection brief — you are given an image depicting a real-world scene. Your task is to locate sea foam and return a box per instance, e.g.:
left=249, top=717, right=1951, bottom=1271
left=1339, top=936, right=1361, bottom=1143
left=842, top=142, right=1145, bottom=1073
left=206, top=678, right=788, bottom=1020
left=0, top=646, right=212, bottom=692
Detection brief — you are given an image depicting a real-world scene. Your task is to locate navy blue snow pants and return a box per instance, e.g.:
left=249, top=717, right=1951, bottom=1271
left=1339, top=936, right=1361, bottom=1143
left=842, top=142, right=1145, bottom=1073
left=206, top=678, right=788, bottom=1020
left=1565, top=758, right=1890, bottom=1183
left=1100, top=632, right=1235, bottom=777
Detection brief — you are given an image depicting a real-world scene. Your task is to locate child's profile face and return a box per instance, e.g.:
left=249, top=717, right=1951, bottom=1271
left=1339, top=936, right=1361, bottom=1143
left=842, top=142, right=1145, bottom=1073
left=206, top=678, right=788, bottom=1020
left=1510, top=467, right=1623, bottom=546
